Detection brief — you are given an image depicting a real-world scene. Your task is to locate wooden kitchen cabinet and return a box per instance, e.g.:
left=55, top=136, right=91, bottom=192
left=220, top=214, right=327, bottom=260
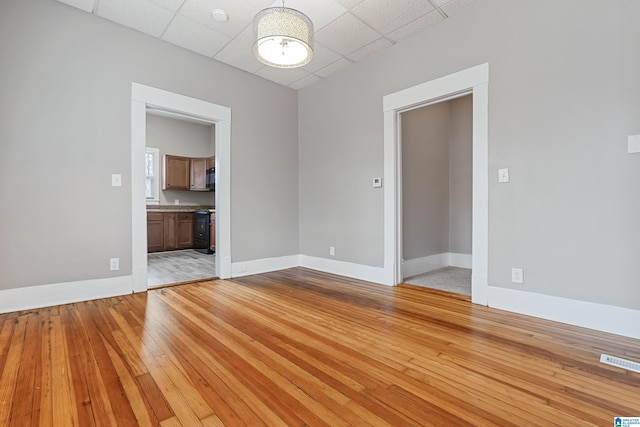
left=163, top=155, right=190, bottom=190
left=147, top=212, right=194, bottom=252
left=163, top=213, right=177, bottom=250
left=190, top=157, right=208, bottom=191
left=147, top=213, right=164, bottom=252
left=176, top=212, right=194, bottom=249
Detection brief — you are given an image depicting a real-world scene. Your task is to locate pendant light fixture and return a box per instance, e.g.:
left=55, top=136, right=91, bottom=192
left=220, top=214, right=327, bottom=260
left=252, top=1, right=314, bottom=68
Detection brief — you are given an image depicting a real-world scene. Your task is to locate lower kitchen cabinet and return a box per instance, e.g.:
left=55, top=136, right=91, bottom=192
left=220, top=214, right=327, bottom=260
left=147, top=212, right=194, bottom=252
left=147, top=213, right=164, bottom=252
left=177, top=213, right=194, bottom=249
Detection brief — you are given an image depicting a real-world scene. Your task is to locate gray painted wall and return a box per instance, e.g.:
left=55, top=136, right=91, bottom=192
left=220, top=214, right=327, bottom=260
left=448, top=96, right=473, bottom=255
left=298, top=0, right=640, bottom=310
left=146, top=114, right=215, bottom=206
left=401, top=102, right=450, bottom=260
left=401, top=95, right=472, bottom=261
left=0, top=0, right=299, bottom=290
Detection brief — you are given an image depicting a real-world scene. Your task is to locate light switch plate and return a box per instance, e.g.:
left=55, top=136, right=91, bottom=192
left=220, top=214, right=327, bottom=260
left=628, top=135, right=640, bottom=154
left=111, top=174, right=122, bottom=187
left=498, top=168, right=510, bottom=183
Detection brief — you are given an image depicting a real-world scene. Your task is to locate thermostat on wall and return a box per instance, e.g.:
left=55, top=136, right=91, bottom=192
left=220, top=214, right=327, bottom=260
left=372, top=177, right=382, bottom=188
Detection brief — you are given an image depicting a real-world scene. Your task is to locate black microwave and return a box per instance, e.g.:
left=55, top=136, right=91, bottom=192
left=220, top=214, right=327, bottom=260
left=206, top=167, right=215, bottom=191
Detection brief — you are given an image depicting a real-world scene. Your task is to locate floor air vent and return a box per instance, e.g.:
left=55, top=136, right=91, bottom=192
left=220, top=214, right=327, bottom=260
left=600, top=354, right=640, bottom=373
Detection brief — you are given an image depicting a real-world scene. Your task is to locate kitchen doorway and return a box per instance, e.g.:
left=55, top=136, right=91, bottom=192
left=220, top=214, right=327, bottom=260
left=131, top=83, right=231, bottom=293
left=145, top=112, right=216, bottom=288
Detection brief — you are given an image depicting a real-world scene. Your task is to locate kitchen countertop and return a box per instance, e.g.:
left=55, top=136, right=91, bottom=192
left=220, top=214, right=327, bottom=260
left=147, top=205, right=215, bottom=213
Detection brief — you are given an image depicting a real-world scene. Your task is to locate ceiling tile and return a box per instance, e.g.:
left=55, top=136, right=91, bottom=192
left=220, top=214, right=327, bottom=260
left=289, top=74, right=322, bottom=90
left=268, top=0, right=347, bottom=32
left=179, top=0, right=258, bottom=38
left=346, top=37, right=392, bottom=62
left=386, top=9, right=445, bottom=42
left=57, top=0, right=95, bottom=12
left=97, top=0, right=175, bottom=37
left=440, top=0, right=486, bottom=17
left=242, top=0, right=274, bottom=9
left=315, top=12, right=382, bottom=56
left=301, top=43, right=342, bottom=74
left=351, top=0, right=435, bottom=35
left=314, top=58, right=352, bottom=78
left=214, top=38, right=264, bottom=73
left=150, top=0, right=185, bottom=12
left=333, top=0, right=364, bottom=10
left=162, top=15, right=231, bottom=57
left=255, top=66, right=310, bottom=86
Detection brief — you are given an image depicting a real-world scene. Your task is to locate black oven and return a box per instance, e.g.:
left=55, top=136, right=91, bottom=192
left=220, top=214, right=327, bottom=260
left=194, top=211, right=213, bottom=254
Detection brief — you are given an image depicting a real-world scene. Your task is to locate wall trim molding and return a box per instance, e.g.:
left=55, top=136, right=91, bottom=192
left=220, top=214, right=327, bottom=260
left=488, top=286, right=640, bottom=340
left=0, top=276, right=132, bottom=314
left=2, top=260, right=638, bottom=340
left=382, top=63, right=489, bottom=306
left=231, top=255, right=300, bottom=278
left=299, top=255, right=392, bottom=286
left=402, top=253, right=472, bottom=278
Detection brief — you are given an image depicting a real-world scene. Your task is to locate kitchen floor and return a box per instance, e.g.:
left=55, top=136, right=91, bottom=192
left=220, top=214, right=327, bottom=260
left=147, top=249, right=216, bottom=288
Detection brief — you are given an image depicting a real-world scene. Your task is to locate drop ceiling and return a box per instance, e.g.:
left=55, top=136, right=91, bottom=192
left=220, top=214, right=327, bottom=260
left=56, top=0, right=485, bottom=90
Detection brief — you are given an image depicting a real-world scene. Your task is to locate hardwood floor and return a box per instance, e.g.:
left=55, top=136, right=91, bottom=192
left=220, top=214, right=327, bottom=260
left=1, top=267, right=638, bottom=426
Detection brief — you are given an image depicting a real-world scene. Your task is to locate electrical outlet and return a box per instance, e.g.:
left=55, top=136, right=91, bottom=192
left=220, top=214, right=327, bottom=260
left=110, top=258, right=120, bottom=271
left=111, top=174, right=122, bottom=187
left=174, top=199, right=180, bottom=205
left=511, top=267, right=523, bottom=284
left=329, top=246, right=335, bottom=256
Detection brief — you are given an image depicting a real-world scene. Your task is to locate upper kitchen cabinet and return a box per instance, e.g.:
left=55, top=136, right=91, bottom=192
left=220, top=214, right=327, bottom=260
left=190, top=157, right=207, bottom=191
left=163, top=155, right=190, bottom=190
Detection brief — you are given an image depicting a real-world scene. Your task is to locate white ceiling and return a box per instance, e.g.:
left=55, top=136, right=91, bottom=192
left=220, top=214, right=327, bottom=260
left=56, top=0, right=485, bottom=90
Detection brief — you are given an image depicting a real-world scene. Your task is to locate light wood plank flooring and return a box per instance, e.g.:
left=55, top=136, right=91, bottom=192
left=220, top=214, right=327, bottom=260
left=1, top=267, right=638, bottom=426
left=147, top=249, right=216, bottom=288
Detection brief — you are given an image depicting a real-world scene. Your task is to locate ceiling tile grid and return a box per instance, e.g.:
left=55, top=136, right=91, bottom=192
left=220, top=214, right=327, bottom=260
left=55, top=0, right=486, bottom=90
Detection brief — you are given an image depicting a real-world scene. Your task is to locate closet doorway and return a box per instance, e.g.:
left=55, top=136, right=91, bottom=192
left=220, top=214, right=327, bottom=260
left=400, top=95, right=472, bottom=296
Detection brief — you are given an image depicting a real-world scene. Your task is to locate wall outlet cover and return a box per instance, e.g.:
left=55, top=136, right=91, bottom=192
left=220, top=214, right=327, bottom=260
left=110, top=258, right=119, bottom=271
left=511, top=267, right=524, bottom=284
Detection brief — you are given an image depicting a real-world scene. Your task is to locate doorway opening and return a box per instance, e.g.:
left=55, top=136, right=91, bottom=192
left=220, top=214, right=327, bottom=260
left=145, top=111, right=216, bottom=288
left=400, top=94, right=473, bottom=296
left=383, top=63, right=489, bottom=305
left=131, top=83, right=232, bottom=293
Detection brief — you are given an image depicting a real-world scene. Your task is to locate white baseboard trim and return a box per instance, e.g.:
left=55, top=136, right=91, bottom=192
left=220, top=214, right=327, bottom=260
left=402, top=252, right=472, bottom=278
left=402, top=254, right=448, bottom=278
left=449, top=253, right=472, bottom=269
left=231, top=255, right=300, bottom=278
left=0, top=276, right=133, bottom=314
left=488, top=286, right=640, bottom=340
left=299, top=255, right=392, bottom=286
